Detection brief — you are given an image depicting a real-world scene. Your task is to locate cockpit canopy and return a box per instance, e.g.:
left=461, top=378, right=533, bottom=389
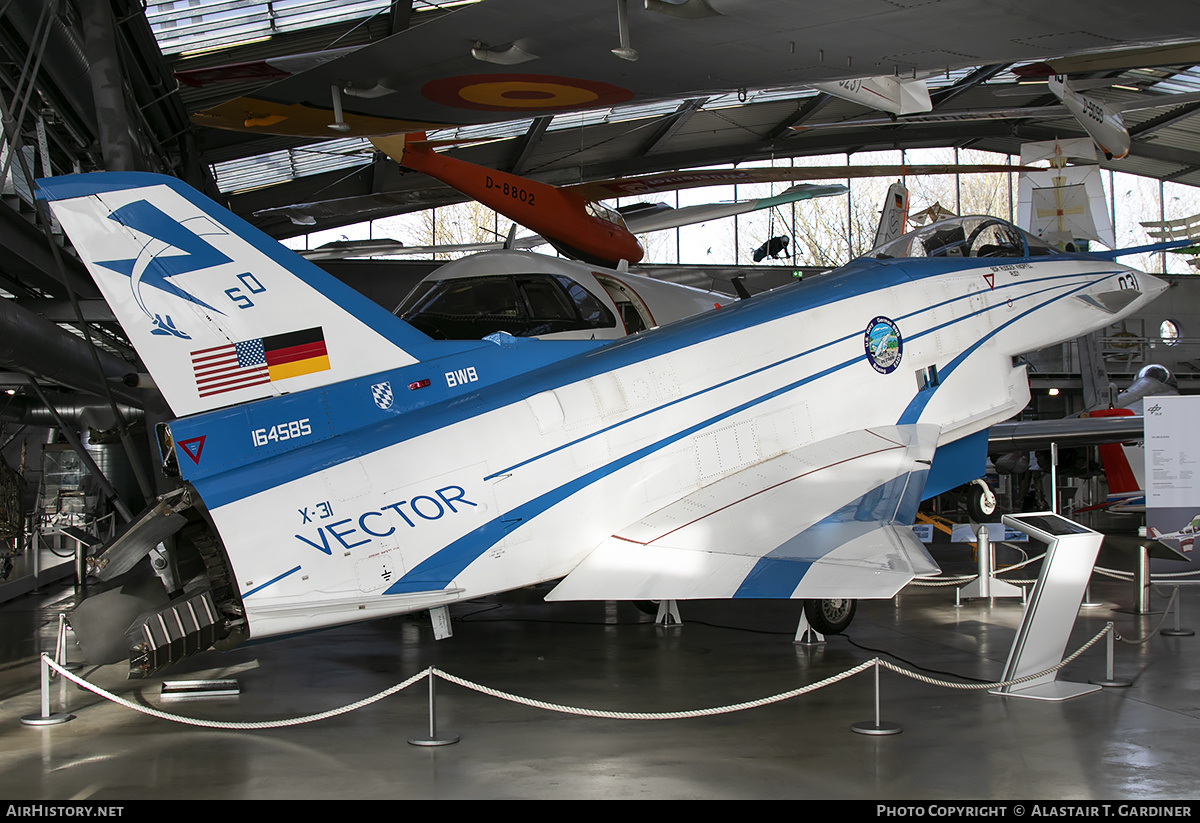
left=865, top=216, right=1060, bottom=261
left=396, top=272, right=616, bottom=340
left=585, top=200, right=629, bottom=229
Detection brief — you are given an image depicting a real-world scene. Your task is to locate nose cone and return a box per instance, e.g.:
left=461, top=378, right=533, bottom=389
left=1140, top=271, right=1170, bottom=302
left=1125, top=270, right=1170, bottom=316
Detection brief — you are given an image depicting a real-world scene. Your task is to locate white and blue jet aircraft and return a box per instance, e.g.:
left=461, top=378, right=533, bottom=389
left=37, top=174, right=1168, bottom=674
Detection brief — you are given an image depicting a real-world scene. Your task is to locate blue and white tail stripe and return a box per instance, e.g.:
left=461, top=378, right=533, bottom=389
left=38, top=173, right=456, bottom=416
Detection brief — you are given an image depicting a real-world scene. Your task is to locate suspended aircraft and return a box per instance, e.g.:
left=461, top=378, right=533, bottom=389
left=179, top=0, right=1200, bottom=138
left=370, top=132, right=848, bottom=266
left=179, top=45, right=935, bottom=118
left=808, top=76, right=932, bottom=117
left=268, top=131, right=1025, bottom=268
left=797, top=73, right=1200, bottom=163
left=38, top=172, right=1169, bottom=675
left=1043, top=75, right=1200, bottom=161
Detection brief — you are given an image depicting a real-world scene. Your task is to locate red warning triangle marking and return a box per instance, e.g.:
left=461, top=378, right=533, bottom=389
left=179, top=436, right=206, bottom=465
left=983, top=272, right=995, bottom=289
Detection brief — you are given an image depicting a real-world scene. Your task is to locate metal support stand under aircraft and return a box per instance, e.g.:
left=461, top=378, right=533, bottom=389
left=654, top=599, right=681, bottom=626
left=794, top=611, right=824, bottom=645
left=957, top=525, right=1024, bottom=601
left=990, top=512, right=1105, bottom=702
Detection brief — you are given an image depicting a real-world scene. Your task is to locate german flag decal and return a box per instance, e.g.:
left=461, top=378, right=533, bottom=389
left=263, top=327, right=330, bottom=381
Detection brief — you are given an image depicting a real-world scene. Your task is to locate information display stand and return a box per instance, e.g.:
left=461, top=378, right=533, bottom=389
left=990, top=512, right=1105, bottom=702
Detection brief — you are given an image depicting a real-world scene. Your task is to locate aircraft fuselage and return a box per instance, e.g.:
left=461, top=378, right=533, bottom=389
left=167, top=249, right=1164, bottom=639
left=392, top=139, right=645, bottom=266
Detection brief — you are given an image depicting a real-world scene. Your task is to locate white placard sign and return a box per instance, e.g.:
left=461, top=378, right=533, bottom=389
left=1145, top=395, right=1200, bottom=508
left=1145, top=395, right=1200, bottom=566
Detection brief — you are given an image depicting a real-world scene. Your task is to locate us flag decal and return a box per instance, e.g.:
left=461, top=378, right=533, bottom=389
left=190, top=328, right=328, bottom=397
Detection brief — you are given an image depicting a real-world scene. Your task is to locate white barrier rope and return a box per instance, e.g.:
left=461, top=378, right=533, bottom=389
left=431, top=661, right=876, bottom=720
left=910, top=550, right=1046, bottom=587
left=42, top=656, right=427, bottom=729
left=879, top=623, right=1112, bottom=691
left=35, top=623, right=1115, bottom=728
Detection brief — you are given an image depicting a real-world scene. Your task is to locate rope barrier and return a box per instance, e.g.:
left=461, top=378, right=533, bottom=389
left=1114, top=587, right=1182, bottom=645
left=42, top=656, right=427, bottom=729
left=879, top=623, right=1111, bottom=691
left=432, top=661, right=876, bottom=720
left=35, top=621, right=1117, bottom=729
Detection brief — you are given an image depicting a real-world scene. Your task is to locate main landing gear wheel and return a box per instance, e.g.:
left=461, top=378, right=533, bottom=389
left=804, top=598, right=857, bottom=634
left=966, top=478, right=998, bottom=522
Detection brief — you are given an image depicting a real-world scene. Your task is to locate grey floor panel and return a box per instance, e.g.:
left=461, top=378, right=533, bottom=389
left=1, top=541, right=1198, bottom=800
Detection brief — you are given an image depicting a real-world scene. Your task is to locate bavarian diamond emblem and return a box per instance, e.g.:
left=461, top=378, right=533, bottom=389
left=372, top=381, right=394, bottom=410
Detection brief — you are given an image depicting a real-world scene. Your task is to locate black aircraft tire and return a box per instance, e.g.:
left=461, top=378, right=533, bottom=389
left=804, top=598, right=857, bottom=634
left=966, top=480, right=998, bottom=522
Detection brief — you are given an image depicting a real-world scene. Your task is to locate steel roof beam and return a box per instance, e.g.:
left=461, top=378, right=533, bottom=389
left=930, top=64, right=1010, bottom=109
left=639, top=98, right=708, bottom=156
left=768, top=94, right=835, bottom=140
left=508, top=116, right=551, bottom=175
left=1129, top=100, right=1200, bottom=138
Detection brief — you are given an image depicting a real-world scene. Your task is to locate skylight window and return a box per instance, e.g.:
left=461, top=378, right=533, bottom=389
left=147, top=0, right=479, bottom=56
left=212, top=137, right=370, bottom=193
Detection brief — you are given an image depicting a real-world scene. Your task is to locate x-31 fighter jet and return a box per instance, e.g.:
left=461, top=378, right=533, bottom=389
left=37, top=173, right=1168, bottom=675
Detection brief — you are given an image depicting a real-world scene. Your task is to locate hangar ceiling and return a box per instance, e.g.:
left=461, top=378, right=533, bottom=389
left=3, top=0, right=1200, bottom=406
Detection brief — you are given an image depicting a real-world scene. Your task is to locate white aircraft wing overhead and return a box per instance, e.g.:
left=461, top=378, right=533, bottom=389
left=298, top=238, right=505, bottom=260
left=547, top=424, right=940, bottom=603
left=620, top=184, right=846, bottom=235
left=1020, top=138, right=1097, bottom=165
left=296, top=234, right=553, bottom=260
left=809, top=76, right=932, bottom=116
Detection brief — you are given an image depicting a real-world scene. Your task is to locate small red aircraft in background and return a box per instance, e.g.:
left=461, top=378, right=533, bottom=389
left=371, top=132, right=645, bottom=265
left=369, top=132, right=857, bottom=266
left=368, top=132, right=1028, bottom=268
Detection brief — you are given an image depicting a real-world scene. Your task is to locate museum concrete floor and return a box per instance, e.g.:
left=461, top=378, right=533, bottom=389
left=1, top=534, right=1198, bottom=800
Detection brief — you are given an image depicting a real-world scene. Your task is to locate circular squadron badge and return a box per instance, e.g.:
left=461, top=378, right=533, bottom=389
left=864, top=316, right=903, bottom=374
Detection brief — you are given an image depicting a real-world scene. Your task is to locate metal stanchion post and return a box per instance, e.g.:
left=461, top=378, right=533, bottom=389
left=408, top=669, right=459, bottom=746
left=31, top=529, right=40, bottom=592
left=1135, top=545, right=1154, bottom=615
left=20, top=654, right=73, bottom=726
left=978, top=526, right=991, bottom=599
left=851, top=660, right=902, bottom=735
left=1050, top=442, right=1059, bottom=514
left=1091, top=623, right=1130, bottom=688
left=959, top=525, right=1022, bottom=601
left=1162, top=587, right=1194, bottom=637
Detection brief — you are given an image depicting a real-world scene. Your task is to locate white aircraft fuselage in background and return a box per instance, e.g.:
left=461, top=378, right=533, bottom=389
left=39, top=175, right=1168, bottom=659
left=396, top=249, right=725, bottom=341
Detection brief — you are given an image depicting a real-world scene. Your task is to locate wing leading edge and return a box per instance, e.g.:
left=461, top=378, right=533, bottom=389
left=547, top=424, right=940, bottom=602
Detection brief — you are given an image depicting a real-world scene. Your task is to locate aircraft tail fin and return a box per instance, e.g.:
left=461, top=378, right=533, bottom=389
left=1097, top=442, right=1140, bottom=495
left=872, top=182, right=910, bottom=248
left=38, top=172, right=437, bottom=417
